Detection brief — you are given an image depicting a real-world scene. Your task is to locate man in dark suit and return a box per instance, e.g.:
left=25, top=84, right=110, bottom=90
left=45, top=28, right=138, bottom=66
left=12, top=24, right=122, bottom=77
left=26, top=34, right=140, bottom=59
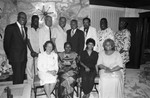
left=67, top=19, right=85, bottom=55
left=4, top=12, right=29, bottom=84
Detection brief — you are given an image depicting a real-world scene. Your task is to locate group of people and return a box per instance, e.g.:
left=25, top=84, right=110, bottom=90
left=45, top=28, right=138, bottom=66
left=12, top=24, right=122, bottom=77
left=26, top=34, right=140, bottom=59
left=3, top=11, right=131, bottom=98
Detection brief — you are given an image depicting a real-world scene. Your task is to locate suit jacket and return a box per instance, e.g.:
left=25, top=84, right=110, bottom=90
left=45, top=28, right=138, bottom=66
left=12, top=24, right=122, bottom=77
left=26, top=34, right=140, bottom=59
left=4, top=23, right=28, bottom=63
left=80, top=26, right=98, bottom=52
left=67, top=29, right=85, bottom=55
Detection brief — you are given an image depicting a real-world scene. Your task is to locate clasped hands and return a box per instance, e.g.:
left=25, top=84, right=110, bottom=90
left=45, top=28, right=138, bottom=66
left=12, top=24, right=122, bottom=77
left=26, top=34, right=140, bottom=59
left=104, top=67, right=113, bottom=73
left=97, top=64, right=113, bottom=73
left=31, top=51, right=38, bottom=57
left=47, top=70, right=57, bottom=76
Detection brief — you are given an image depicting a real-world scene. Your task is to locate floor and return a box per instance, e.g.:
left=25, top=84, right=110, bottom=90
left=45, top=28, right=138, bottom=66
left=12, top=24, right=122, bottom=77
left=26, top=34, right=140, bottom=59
left=32, top=68, right=150, bottom=98
left=1, top=68, right=150, bottom=98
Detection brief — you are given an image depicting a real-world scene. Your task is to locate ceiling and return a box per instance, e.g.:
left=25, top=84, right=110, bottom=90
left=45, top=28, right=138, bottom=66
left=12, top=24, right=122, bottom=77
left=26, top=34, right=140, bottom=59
left=90, top=0, right=150, bottom=9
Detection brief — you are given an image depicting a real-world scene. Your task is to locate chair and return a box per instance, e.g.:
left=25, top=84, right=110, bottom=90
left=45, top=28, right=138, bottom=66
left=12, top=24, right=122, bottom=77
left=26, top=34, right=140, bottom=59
left=79, top=74, right=99, bottom=98
left=92, top=74, right=99, bottom=93
left=73, top=77, right=81, bottom=97
left=32, top=57, right=57, bottom=98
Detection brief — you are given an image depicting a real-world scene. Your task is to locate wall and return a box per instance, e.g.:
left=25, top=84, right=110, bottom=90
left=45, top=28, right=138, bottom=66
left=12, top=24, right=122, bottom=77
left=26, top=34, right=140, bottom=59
left=0, top=0, right=89, bottom=72
left=0, top=0, right=89, bottom=40
left=89, top=5, right=150, bottom=32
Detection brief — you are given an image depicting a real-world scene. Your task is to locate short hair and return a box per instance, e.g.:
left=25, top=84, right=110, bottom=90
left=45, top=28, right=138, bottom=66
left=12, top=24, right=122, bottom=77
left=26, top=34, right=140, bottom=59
left=83, top=17, right=91, bottom=23
left=17, top=12, right=26, bottom=20
left=31, top=15, right=39, bottom=28
left=120, top=21, right=128, bottom=28
left=71, top=19, right=78, bottom=24
left=43, top=40, right=55, bottom=51
left=64, top=42, right=72, bottom=49
left=103, top=39, right=115, bottom=51
left=44, top=15, right=52, bottom=22
left=100, top=18, right=108, bottom=24
left=59, top=17, right=66, bottom=21
left=86, top=38, right=95, bottom=46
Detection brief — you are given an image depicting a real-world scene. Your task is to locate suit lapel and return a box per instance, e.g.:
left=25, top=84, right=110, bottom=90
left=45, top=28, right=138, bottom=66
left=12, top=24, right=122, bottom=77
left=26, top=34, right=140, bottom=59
left=14, top=23, right=26, bottom=43
left=71, top=29, right=78, bottom=37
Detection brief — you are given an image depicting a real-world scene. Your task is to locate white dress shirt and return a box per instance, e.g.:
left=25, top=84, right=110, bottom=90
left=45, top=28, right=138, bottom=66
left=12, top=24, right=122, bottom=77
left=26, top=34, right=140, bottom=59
left=16, top=22, right=26, bottom=39
left=80, top=26, right=98, bottom=52
left=39, top=25, right=51, bottom=53
left=51, top=25, right=68, bottom=52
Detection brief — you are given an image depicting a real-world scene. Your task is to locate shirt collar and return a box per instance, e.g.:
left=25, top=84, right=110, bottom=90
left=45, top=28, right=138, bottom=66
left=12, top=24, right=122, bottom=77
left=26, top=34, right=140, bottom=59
left=16, top=21, right=22, bottom=28
left=72, top=28, right=77, bottom=32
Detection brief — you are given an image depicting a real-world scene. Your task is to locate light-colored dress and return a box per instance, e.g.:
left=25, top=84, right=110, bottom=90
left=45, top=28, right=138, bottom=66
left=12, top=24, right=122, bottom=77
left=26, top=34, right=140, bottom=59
left=115, top=29, right=131, bottom=65
left=97, top=51, right=124, bottom=98
left=37, top=51, right=58, bottom=85
left=97, top=28, right=114, bottom=53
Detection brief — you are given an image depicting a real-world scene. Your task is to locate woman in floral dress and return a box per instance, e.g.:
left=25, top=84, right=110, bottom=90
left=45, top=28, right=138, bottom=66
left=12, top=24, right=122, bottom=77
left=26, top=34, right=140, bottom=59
left=115, top=21, right=131, bottom=65
left=58, top=42, right=78, bottom=98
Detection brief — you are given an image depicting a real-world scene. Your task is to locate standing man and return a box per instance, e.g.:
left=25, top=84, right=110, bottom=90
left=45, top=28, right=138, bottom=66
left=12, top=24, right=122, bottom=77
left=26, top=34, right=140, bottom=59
left=80, top=17, right=98, bottom=52
left=51, top=17, right=69, bottom=53
left=39, top=15, right=52, bottom=53
left=4, top=12, right=28, bottom=84
left=67, top=19, right=85, bottom=55
left=97, top=18, right=114, bottom=53
left=26, top=15, right=39, bottom=84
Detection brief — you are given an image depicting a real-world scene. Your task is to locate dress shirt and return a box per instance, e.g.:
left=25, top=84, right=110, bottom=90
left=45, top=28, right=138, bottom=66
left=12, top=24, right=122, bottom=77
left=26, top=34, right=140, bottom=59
left=39, top=25, right=51, bottom=53
left=17, top=22, right=26, bottom=39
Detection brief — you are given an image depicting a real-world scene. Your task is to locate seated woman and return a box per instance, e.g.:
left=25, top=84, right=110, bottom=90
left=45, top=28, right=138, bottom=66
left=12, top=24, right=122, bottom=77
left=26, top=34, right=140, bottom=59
left=96, top=39, right=124, bottom=98
left=58, top=42, right=78, bottom=98
left=37, top=41, right=58, bottom=98
left=79, top=38, right=98, bottom=98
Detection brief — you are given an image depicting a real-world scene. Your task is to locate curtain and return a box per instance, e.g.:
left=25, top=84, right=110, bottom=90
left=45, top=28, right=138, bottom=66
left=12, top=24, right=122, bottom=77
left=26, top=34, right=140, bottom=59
left=89, top=5, right=125, bottom=32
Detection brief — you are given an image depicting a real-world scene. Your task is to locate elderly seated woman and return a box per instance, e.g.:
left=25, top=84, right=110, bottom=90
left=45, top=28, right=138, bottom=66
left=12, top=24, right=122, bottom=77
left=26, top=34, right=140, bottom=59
left=57, top=42, right=78, bottom=98
left=96, top=39, right=124, bottom=98
left=37, top=41, right=58, bottom=98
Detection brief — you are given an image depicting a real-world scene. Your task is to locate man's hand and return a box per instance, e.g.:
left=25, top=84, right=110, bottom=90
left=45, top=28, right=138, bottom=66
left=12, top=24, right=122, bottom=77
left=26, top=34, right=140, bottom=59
left=31, top=51, right=38, bottom=57
left=47, top=70, right=57, bottom=76
left=85, top=67, right=90, bottom=72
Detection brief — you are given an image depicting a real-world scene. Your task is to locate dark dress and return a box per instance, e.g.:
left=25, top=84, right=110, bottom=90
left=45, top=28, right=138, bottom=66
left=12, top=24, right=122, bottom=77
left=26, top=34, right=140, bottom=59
left=80, top=50, right=98, bottom=94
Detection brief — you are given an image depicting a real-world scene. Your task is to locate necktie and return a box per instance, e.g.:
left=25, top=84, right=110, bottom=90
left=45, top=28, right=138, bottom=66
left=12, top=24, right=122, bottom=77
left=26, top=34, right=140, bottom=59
left=21, top=26, right=25, bottom=39
left=84, top=28, right=87, bottom=37
left=84, top=28, right=88, bottom=34
left=71, top=29, right=74, bottom=37
left=49, top=28, right=51, bottom=41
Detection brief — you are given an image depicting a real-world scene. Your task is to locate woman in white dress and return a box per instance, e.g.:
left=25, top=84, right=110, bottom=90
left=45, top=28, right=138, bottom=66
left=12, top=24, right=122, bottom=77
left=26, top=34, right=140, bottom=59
left=37, top=41, right=58, bottom=98
left=96, top=39, right=124, bottom=98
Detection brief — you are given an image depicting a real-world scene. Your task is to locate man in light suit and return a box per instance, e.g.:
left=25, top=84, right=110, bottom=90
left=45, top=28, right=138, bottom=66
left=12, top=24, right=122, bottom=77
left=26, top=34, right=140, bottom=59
left=80, top=17, right=98, bottom=52
left=4, top=12, right=31, bottom=84
left=67, top=19, right=85, bottom=55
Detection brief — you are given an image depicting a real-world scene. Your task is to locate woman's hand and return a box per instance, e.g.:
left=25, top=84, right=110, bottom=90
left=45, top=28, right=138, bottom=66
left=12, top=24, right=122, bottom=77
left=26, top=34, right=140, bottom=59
left=105, top=68, right=112, bottom=73
left=47, top=70, right=57, bottom=76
